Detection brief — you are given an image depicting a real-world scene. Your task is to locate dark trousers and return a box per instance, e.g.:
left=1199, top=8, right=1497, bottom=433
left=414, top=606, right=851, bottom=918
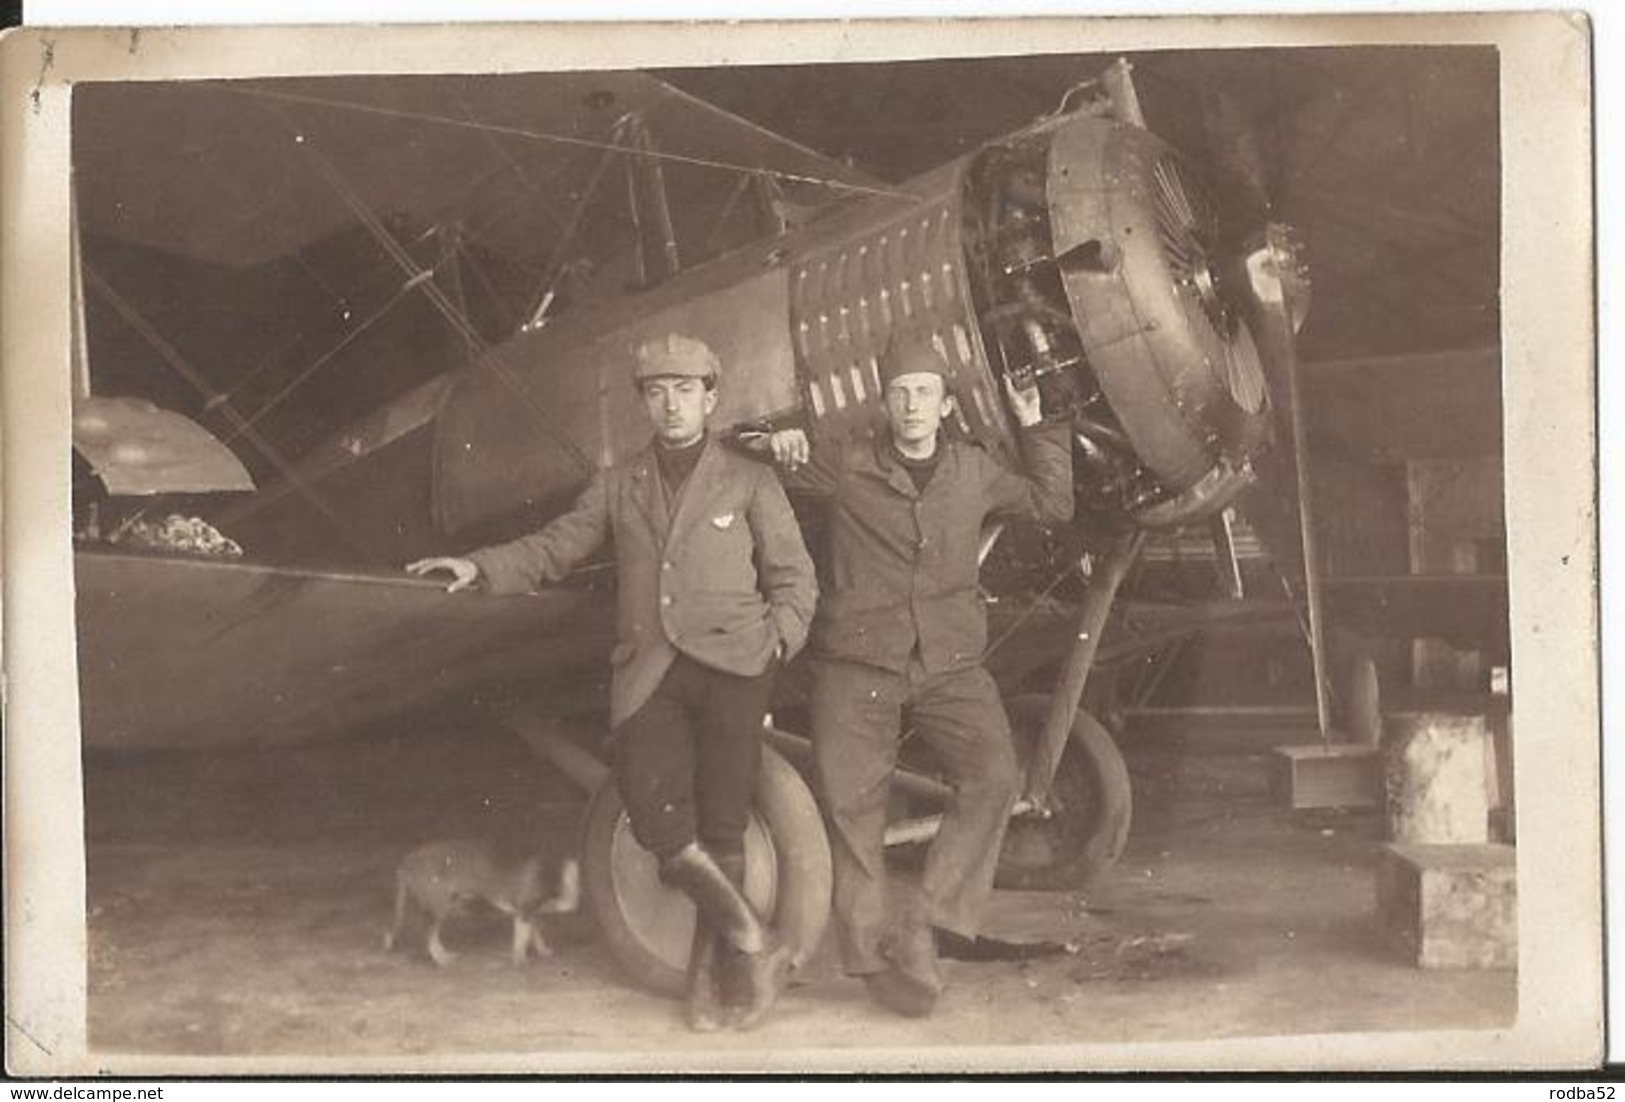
left=612, top=653, right=776, bottom=861
left=811, top=656, right=1020, bottom=975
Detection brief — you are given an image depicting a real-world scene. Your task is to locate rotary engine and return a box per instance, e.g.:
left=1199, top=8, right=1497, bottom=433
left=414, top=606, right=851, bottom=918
left=963, top=111, right=1295, bottom=531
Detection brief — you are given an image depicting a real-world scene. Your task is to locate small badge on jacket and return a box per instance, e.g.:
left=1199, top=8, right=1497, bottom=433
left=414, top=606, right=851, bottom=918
left=711, top=512, right=737, bottom=530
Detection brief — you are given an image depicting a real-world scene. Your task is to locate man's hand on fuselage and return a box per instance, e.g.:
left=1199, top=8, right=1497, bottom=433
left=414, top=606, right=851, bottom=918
left=406, top=556, right=481, bottom=593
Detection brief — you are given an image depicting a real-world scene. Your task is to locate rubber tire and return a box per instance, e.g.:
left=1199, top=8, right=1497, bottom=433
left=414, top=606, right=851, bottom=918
left=993, top=694, right=1133, bottom=892
left=581, top=744, right=832, bottom=999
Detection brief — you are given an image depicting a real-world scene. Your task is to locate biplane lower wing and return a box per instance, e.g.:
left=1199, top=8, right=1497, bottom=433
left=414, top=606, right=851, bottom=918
left=74, top=549, right=614, bottom=751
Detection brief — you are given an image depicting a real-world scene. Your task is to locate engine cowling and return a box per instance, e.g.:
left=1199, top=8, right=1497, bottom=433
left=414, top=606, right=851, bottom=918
left=962, top=113, right=1278, bottom=530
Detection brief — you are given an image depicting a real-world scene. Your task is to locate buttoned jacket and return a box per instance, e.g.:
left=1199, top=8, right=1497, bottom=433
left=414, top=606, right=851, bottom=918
left=470, top=436, right=817, bottom=726
left=786, top=424, right=1073, bottom=674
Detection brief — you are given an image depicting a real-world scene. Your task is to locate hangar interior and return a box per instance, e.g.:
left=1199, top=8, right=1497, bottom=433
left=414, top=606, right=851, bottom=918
left=69, top=45, right=1514, bottom=1058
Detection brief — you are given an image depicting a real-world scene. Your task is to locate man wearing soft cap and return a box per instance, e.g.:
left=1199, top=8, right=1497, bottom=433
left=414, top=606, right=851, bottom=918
left=759, top=327, right=1073, bottom=1017
left=410, top=333, right=817, bottom=1031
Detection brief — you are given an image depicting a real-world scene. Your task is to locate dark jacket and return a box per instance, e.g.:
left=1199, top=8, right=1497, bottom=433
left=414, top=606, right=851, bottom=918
left=785, top=424, right=1073, bottom=673
left=471, top=436, right=817, bottom=725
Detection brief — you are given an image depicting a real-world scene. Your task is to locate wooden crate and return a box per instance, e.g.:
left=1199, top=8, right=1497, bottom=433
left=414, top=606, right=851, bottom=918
left=1272, top=742, right=1381, bottom=809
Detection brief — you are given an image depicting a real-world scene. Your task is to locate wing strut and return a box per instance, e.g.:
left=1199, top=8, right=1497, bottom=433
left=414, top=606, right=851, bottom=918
left=522, top=115, right=634, bottom=331
left=624, top=114, right=682, bottom=289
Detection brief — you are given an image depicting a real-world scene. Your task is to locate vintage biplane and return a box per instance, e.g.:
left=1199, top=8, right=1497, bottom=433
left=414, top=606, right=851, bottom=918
left=70, top=58, right=1323, bottom=995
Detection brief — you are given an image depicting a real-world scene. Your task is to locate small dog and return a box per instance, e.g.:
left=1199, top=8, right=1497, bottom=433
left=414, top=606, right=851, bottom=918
left=383, top=840, right=580, bottom=967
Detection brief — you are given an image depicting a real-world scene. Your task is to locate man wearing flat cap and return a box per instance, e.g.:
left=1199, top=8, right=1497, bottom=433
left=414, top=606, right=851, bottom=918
left=759, top=328, right=1073, bottom=1018
left=409, top=333, right=817, bottom=1032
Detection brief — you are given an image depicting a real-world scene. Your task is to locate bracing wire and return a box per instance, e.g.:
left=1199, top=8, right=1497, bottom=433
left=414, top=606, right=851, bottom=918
left=267, top=102, right=598, bottom=476
left=983, top=560, right=1082, bottom=661
left=82, top=264, right=385, bottom=563
left=208, top=323, right=313, bottom=410
left=223, top=281, right=416, bottom=443
left=455, top=237, right=522, bottom=334
left=220, top=82, right=913, bottom=201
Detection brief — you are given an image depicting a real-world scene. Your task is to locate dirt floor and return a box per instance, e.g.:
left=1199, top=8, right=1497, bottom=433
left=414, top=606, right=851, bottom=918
left=82, top=714, right=1517, bottom=1070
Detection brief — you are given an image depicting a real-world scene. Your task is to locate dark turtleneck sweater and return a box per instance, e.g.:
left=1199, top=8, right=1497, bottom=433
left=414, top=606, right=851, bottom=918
left=655, top=433, right=707, bottom=503
left=888, top=440, right=941, bottom=494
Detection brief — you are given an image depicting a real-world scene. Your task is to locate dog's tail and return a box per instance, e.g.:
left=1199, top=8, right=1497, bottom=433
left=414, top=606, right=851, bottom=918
left=535, top=857, right=581, bottom=914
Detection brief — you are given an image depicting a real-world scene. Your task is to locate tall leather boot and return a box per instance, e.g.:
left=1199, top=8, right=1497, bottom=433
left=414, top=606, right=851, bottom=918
left=710, top=851, right=750, bottom=1024
left=661, top=843, right=791, bottom=1031
left=684, top=917, right=727, bottom=1033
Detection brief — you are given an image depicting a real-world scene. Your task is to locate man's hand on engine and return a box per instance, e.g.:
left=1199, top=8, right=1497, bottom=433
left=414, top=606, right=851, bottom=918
left=1003, top=373, right=1044, bottom=428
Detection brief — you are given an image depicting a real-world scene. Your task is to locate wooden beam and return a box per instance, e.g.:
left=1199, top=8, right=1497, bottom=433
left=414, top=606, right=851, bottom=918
left=1302, top=347, right=1502, bottom=461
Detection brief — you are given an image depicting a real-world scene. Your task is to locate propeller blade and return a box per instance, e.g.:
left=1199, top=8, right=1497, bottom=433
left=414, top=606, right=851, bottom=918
left=1230, top=225, right=1332, bottom=740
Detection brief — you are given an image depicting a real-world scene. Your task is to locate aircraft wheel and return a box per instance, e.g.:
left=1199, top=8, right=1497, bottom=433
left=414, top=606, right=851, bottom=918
left=581, top=744, right=832, bottom=998
left=994, top=694, right=1133, bottom=892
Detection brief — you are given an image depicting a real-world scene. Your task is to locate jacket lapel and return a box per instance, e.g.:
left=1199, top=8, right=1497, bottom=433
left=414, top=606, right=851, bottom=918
left=626, top=443, right=669, bottom=538
left=664, top=435, right=726, bottom=548
left=856, top=435, right=923, bottom=499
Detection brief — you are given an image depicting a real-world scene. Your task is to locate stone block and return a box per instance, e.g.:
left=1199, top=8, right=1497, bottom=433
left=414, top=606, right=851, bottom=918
left=1376, top=842, right=1516, bottom=969
left=1384, top=711, right=1491, bottom=844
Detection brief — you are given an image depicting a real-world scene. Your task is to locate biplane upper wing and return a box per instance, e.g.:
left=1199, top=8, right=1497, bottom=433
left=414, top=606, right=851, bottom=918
left=69, top=70, right=879, bottom=751
left=72, top=70, right=880, bottom=506
left=73, top=70, right=878, bottom=271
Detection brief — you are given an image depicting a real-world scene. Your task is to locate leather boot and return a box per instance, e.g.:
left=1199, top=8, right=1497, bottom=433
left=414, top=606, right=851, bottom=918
left=865, top=919, right=943, bottom=1018
left=711, top=852, right=750, bottom=1021
left=661, top=843, right=791, bottom=1031
left=864, top=968, right=938, bottom=1018
left=889, top=919, right=944, bottom=996
left=684, top=918, right=727, bottom=1033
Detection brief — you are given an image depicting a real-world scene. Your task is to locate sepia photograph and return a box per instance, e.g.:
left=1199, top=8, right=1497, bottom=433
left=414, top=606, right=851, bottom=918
left=0, top=13, right=1599, bottom=1075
